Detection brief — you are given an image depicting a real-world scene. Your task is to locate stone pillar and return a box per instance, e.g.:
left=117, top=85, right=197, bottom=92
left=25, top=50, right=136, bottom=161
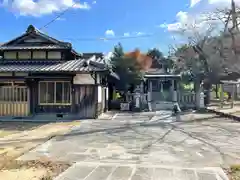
left=199, top=92, right=205, bottom=109
left=97, top=86, right=103, bottom=116
left=148, top=80, right=152, bottom=111
left=172, top=80, right=177, bottom=102
left=135, top=92, right=140, bottom=110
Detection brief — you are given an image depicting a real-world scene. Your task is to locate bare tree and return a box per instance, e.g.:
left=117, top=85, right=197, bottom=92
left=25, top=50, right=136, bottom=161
left=204, top=0, right=240, bottom=73
left=170, top=0, right=240, bottom=105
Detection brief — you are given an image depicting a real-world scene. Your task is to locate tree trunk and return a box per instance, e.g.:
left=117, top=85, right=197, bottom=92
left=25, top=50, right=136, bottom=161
left=194, top=79, right=201, bottom=109
left=215, top=84, right=219, bottom=98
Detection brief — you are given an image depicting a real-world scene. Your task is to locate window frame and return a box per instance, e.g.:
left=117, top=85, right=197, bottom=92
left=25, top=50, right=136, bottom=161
left=38, top=81, right=72, bottom=105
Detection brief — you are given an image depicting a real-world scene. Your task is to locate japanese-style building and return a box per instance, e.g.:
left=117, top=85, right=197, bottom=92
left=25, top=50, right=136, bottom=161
left=138, top=54, right=181, bottom=110
left=144, top=63, right=181, bottom=110
left=0, top=25, right=110, bottom=120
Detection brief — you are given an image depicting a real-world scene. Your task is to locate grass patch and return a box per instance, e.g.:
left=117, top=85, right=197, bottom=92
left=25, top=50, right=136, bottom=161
left=40, top=174, right=53, bottom=180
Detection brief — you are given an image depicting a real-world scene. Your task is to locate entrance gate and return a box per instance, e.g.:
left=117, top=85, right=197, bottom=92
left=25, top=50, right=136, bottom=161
left=0, top=83, right=29, bottom=116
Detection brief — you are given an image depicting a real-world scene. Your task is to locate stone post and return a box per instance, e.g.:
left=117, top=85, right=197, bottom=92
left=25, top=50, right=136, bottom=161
left=148, top=80, right=152, bottom=111
left=199, top=92, right=205, bottom=109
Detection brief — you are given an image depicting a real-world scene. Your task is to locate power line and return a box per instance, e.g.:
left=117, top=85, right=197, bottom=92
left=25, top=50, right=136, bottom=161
left=39, top=1, right=78, bottom=30
left=64, top=34, right=154, bottom=42
left=36, top=2, right=156, bottom=42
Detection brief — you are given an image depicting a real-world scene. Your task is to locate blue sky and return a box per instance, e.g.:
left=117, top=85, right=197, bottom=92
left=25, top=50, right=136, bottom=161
left=0, top=0, right=235, bottom=55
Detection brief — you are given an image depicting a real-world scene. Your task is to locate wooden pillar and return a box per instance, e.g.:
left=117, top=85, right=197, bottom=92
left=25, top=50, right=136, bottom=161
left=148, top=80, right=152, bottom=101
left=171, top=79, right=174, bottom=101
left=160, top=80, right=163, bottom=93
left=140, top=81, right=144, bottom=93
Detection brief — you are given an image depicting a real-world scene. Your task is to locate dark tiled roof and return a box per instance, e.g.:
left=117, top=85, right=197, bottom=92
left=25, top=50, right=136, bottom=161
left=144, top=68, right=180, bottom=78
left=0, top=25, right=81, bottom=57
left=145, top=68, right=166, bottom=74
left=81, top=53, right=104, bottom=59
left=0, top=45, right=66, bottom=50
left=0, top=57, right=107, bottom=72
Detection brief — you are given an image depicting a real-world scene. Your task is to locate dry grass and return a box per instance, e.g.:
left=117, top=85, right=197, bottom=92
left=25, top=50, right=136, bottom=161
left=0, top=121, right=79, bottom=179
left=225, top=165, right=240, bottom=180
left=0, top=160, right=70, bottom=180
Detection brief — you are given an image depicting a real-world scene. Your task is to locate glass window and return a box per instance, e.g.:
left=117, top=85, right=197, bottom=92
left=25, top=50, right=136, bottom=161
left=63, top=82, right=71, bottom=103
left=39, top=82, right=47, bottom=103
left=39, top=81, right=71, bottom=105
left=56, top=82, right=63, bottom=103
left=47, top=82, right=54, bottom=103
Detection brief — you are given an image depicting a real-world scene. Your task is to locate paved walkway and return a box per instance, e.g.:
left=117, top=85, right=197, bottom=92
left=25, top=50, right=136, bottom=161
left=18, top=112, right=240, bottom=180
left=55, top=163, right=228, bottom=180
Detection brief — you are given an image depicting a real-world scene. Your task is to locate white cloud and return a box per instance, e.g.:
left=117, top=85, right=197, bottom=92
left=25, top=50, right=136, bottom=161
left=123, top=31, right=146, bottom=37
left=56, top=17, right=66, bottom=21
left=159, top=0, right=237, bottom=33
left=92, top=1, right=96, bottom=4
left=1, top=0, right=91, bottom=17
left=135, top=32, right=145, bottom=36
left=190, top=0, right=201, bottom=7
left=105, top=29, right=115, bottom=36
left=209, top=0, right=240, bottom=6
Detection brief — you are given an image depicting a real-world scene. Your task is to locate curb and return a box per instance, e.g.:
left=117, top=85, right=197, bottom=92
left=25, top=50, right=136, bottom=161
left=206, top=109, right=240, bottom=122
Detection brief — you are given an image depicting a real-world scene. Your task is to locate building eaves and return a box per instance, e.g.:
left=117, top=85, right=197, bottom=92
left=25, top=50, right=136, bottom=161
left=0, top=45, right=67, bottom=50
left=0, top=57, right=107, bottom=72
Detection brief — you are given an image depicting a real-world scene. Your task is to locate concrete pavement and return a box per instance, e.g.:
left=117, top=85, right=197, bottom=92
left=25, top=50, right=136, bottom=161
left=54, top=163, right=228, bottom=180
left=18, top=111, right=240, bottom=180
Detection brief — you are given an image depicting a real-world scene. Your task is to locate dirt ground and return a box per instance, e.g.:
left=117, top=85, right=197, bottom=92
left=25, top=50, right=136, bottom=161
left=0, top=122, right=43, bottom=138
left=0, top=121, right=80, bottom=179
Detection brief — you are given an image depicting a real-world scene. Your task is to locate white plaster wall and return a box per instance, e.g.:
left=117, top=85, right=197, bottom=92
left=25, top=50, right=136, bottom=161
left=106, top=87, right=109, bottom=100
left=73, top=74, right=95, bottom=84
left=4, top=52, right=17, bottom=59
left=98, top=86, right=102, bottom=103
left=15, top=73, right=28, bottom=77
left=18, top=51, right=31, bottom=59
left=33, top=51, right=46, bottom=59
left=0, top=73, right=12, bottom=76
left=48, top=51, right=61, bottom=59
